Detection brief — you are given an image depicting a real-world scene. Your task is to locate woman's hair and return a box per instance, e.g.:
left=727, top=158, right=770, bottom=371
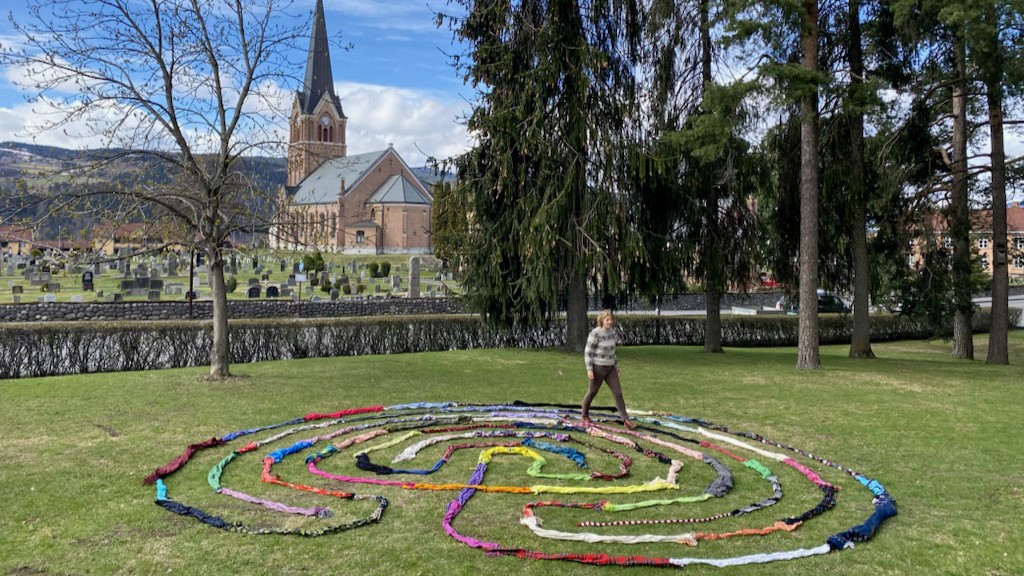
left=596, top=309, right=614, bottom=327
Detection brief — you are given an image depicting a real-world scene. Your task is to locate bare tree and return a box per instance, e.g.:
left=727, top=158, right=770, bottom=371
left=2, top=0, right=304, bottom=378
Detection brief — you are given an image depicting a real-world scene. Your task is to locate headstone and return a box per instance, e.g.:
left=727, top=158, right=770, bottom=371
left=306, top=285, right=314, bottom=295
left=167, top=258, right=178, bottom=277
left=150, top=269, right=160, bottom=280
left=262, top=273, right=270, bottom=282
left=96, top=290, right=104, bottom=298
left=293, top=262, right=300, bottom=273
left=391, top=275, right=401, bottom=290
left=230, top=254, right=238, bottom=270
left=112, top=292, right=124, bottom=302
left=6, top=264, right=14, bottom=276
left=280, top=259, right=287, bottom=272
left=136, top=277, right=150, bottom=289
left=147, top=290, right=161, bottom=301
left=12, top=295, right=20, bottom=304
left=150, top=279, right=164, bottom=291
left=288, top=274, right=296, bottom=286
left=254, top=265, right=263, bottom=275
left=29, top=274, right=42, bottom=286
left=120, top=279, right=135, bottom=291
left=280, top=287, right=292, bottom=298
left=92, top=263, right=101, bottom=276
left=340, top=275, right=349, bottom=285
left=266, top=286, right=280, bottom=298
left=46, top=282, right=60, bottom=293
left=248, top=277, right=260, bottom=286
left=252, top=257, right=259, bottom=268
left=247, top=285, right=261, bottom=299
left=330, top=288, right=339, bottom=301
left=12, top=285, right=23, bottom=295
left=43, top=294, right=56, bottom=303
left=70, top=294, right=84, bottom=304
left=408, top=256, right=421, bottom=298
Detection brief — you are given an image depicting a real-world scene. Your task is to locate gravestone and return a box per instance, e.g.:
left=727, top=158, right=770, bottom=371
left=287, top=274, right=296, bottom=286
left=150, top=269, right=160, bottom=280
left=230, top=254, right=238, bottom=270
left=248, top=277, right=260, bottom=286
left=262, top=273, right=270, bottom=282
left=340, top=275, right=349, bottom=286
left=266, top=286, right=280, bottom=298
left=83, top=271, right=95, bottom=291
left=120, top=279, right=135, bottom=291
left=150, top=279, right=164, bottom=291
left=247, top=285, right=261, bottom=298
left=136, top=277, right=151, bottom=289
left=6, top=264, right=14, bottom=276
left=12, top=295, right=19, bottom=304
left=306, top=285, right=314, bottom=295
left=167, top=257, right=178, bottom=277
left=254, top=265, right=263, bottom=275
left=408, top=257, right=421, bottom=298
left=92, top=262, right=101, bottom=277
left=40, top=272, right=52, bottom=284
left=71, top=295, right=84, bottom=303
left=42, top=294, right=56, bottom=303
left=391, top=275, right=401, bottom=290
left=112, top=292, right=124, bottom=302
left=293, top=262, right=300, bottom=273
left=12, top=285, right=23, bottom=295
left=96, top=290, right=104, bottom=298
left=280, top=287, right=292, bottom=298
left=147, top=290, right=161, bottom=301
left=252, top=256, right=259, bottom=268
left=330, top=289, right=339, bottom=301
left=374, top=284, right=382, bottom=293
left=280, top=259, right=287, bottom=272
left=29, top=274, right=42, bottom=286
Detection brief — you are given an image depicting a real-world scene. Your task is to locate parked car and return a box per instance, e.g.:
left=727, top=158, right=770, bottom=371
left=776, top=290, right=851, bottom=314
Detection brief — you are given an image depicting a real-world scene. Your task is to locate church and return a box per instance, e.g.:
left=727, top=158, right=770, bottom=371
left=270, top=0, right=434, bottom=254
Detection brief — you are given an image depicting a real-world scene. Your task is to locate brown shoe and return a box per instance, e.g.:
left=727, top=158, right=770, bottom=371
left=623, top=420, right=638, bottom=430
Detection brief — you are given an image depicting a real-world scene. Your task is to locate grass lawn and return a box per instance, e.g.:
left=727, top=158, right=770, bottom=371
left=1, top=332, right=1022, bottom=575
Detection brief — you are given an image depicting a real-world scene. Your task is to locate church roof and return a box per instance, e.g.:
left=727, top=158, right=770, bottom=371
left=288, top=149, right=389, bottom=205
left=368, top=174, right=432, bottom=206
left=298, top=0, right=344, bottom=117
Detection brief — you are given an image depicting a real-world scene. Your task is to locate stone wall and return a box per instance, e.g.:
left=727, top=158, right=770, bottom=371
left=0, top=297, right=468, bottom=322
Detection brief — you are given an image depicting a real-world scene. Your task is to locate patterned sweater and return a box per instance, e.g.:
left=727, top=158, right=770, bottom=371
left=584, top=327, right=617, bottom=370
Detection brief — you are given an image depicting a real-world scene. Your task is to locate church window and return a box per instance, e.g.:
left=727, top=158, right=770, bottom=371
left=370, top=208, right=376, bottom=220
left=356, top=230, right=365, bottom=244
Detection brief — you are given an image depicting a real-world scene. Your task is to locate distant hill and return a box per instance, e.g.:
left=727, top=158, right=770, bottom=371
left=0, top=142, right=446, bottom=242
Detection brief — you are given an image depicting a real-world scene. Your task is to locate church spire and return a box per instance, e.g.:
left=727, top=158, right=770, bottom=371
left=300, top=0, right=344, bottom=117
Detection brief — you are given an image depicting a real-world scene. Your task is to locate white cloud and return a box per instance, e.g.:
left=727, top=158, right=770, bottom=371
left=337, top=81, right=470, bottom=166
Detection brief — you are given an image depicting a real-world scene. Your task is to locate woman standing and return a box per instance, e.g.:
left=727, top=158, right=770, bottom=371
left=581, top=310, right=637, bottom=429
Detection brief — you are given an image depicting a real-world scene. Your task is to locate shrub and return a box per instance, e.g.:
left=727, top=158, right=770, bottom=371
left=355, top=283, right=365, bottom=294
left=379, top=262, right=391, bottom=277
left=225, top=276, right=238, bottom=293
left=342, top=284, right=351, bottom=295
left=320, top=278, right=332, bottom=293
left=368, top=262, right=380, bottom=278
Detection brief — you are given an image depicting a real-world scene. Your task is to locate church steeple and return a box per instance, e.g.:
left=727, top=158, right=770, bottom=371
left=287, top=0, right=347, bottom=188
left=299, top=0, right=344, bottom=117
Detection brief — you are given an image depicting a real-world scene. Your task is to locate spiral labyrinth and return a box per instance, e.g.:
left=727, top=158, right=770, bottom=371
left=144, top=401, right=897, bottom=569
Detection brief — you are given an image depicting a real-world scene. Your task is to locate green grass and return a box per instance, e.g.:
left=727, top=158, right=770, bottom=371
left=1, top=333, right=1022, bottom=575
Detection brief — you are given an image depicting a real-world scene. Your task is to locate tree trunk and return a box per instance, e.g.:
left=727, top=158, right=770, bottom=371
left=698, top=0, right=723, bottom=354
left=950, top=38, right=974, bottom=360
left=208, top=250, right=232, bottom=379
left=796, top=0, right=820, bottom=370
left=984, top=6, right=1009, bottom=365
left=847, top=0, right=874, bottom=359
left=564, top=269, right=589, bottom=353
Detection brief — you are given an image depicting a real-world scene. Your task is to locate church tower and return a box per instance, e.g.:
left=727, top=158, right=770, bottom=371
left=287, top=0, right=347, bottom=187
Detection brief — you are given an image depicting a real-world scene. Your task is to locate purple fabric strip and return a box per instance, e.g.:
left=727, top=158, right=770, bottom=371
left=441, top=462, right=499, bottom=550
left=218, top=487, right=328, bottom=517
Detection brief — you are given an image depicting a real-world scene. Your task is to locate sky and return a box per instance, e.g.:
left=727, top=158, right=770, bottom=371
left=0, top=0, right=473, bottom=168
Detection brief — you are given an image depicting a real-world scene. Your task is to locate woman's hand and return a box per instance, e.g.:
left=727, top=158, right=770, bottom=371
left=587, top=369, right=594, bottom=381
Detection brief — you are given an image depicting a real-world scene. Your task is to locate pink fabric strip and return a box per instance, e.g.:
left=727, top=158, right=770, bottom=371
left=783, top=458, right=832, bottom=487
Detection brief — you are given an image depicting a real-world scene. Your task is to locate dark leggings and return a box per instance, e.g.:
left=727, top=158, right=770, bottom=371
left=582, top=365, right=628, bottom=420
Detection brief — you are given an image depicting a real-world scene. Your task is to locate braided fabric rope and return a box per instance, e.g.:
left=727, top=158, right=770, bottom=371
left=144, top=401, right=897, bottom=567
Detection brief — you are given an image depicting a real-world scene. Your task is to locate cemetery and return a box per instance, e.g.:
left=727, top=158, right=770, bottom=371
left=0, top=250, right=457, bottom=307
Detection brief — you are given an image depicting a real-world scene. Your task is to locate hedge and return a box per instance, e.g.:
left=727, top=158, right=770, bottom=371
left=0, top=309, right=1017, bottom=379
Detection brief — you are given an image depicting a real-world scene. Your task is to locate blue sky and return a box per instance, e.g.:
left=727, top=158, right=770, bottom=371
left=0, top=0, right=473, bottom=167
